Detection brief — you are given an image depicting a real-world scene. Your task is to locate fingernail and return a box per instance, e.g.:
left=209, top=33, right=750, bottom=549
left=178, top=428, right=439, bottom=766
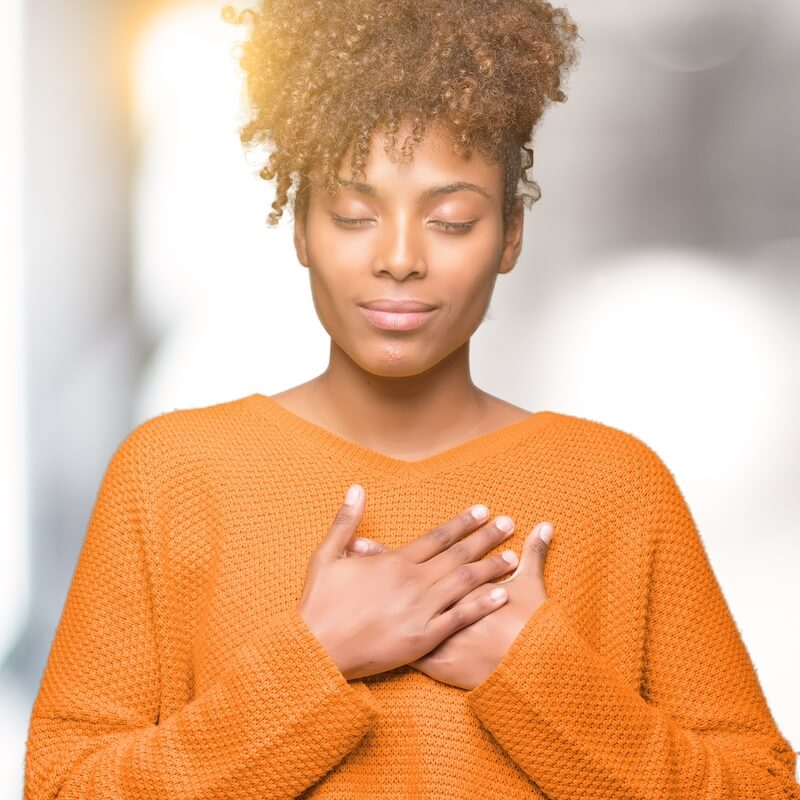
left=490, top=587, right=507, bottom=601
left=351, top=538, right=369, bottom=553
left=538, top=522, right=554, bottom=543
left=345, top=484, right=361, bottom=505
left=495, top=516, right=514, bottom=533
left=471, top=504, right=489, bottom=520
left=501, top=549, right=517, bottom=564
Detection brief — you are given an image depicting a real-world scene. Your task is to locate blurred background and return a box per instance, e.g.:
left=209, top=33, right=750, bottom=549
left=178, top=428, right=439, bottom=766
left=2, top=0, right=798, bottom=795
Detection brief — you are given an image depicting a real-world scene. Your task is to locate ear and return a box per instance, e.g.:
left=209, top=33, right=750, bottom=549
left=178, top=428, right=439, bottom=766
left=498, top=198, right=524, bottom=276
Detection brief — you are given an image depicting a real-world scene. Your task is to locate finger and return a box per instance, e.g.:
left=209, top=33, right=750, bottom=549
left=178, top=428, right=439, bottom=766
left=399, top=504, right=490, bottom=564
left=433, top=550, right=517, bottom=613
left=514, top=521, right=553, bottom=581
left=424, top=515, right=515, bottom=580
left=345, top=537, right=388, bottom=556
left=318, top=484, right=365, bottom=561
left=429, top=583, right=509, bottom=640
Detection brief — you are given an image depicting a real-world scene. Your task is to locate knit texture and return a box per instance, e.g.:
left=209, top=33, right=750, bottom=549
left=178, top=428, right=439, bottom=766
left=25, top=392, right=798, bottom=799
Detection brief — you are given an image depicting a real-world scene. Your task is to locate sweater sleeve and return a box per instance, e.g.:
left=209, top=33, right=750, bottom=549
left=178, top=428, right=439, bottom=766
left=24, top=432, right=381, bottom=800
left=464, top=452, right=799, bottom=799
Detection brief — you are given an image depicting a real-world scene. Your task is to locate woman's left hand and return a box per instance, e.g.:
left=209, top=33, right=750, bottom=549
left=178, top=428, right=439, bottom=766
left=345, top=521, right=554, bottom=690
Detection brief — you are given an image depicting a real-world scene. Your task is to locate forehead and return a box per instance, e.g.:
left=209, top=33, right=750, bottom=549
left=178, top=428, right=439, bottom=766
left=312, top=121, right=502, bottom=201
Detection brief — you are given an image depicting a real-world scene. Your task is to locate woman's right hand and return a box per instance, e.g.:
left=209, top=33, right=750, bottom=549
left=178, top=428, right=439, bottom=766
left=297, top=484, right=518, bottom=681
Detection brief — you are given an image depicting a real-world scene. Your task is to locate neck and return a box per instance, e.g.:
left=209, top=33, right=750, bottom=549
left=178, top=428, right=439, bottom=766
left=304, top=339, right=491, bottom=457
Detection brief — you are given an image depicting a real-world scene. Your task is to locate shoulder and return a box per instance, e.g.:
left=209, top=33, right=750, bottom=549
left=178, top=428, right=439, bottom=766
left=542, top=408, right=676, bottom=493
left=114, top=393, right=260, bottom=477
left=539, top=411, right=693, bottom=553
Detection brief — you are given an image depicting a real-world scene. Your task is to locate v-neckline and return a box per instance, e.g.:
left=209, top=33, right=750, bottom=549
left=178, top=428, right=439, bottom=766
left=245, top=392, right=554, bottom=479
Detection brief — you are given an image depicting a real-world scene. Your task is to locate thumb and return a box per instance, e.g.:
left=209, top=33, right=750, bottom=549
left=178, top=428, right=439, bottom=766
left=513, top=521, right=553, bottom=582
left=318, top=484, right=365, bottom=561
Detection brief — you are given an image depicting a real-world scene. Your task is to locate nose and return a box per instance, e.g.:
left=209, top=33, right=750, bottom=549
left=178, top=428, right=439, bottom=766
left=372, top=213, right=428, bottom=280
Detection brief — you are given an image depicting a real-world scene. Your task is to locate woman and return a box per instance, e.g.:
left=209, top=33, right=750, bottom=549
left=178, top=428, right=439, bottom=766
left=25, top=0, right=798, bottom=798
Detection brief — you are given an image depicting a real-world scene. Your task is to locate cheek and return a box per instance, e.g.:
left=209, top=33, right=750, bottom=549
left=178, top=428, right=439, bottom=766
left=303, top=221, right=363, bottom=295
left=434, top=241, right=501, bottom=308
left=307, top=266, right=347, bottom=317
left=303, top=228, right=351, bottom=290
left=305, top=259, right=364, bottom=338
left=430, top=223, right=502, bottom=274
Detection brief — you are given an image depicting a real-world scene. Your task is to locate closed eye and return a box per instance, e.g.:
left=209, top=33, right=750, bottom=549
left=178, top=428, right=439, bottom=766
left=331, top=215, right=373, bottom=227
left=434, top=220, right=475, bottom=232
left=331, top=214, right=475, bottom=233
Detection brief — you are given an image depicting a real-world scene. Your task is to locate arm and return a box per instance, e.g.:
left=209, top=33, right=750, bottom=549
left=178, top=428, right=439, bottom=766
left=464, top=452, right=799, bottom=799
left=24, top=433, right=380, bottom=800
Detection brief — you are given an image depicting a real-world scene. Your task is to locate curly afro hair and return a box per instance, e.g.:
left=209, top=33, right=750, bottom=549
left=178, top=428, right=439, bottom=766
left=221, top=0, right=581, bottom=234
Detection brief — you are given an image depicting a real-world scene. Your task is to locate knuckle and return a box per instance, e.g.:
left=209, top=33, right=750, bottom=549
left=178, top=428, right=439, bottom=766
left=449, top=541, right=470, bottom=561
left=527, top=538, right=548, bottom=557
left=455, top=563, right=475, bottom=583
left=331, top=507, right=352, bottom=527
left=429, top=525, right=452, bottom=547
left=449, top=604, right=465, bottom=628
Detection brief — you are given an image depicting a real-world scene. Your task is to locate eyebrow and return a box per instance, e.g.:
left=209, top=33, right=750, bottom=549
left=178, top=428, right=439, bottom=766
left=333, top=177, right=492, bottom=201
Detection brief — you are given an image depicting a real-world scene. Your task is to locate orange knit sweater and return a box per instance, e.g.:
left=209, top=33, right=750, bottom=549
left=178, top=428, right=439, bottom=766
left=25, top=392, right=799, bottom=799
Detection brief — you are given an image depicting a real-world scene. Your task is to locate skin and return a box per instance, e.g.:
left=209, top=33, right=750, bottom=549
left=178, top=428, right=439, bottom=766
left=298, top=486, right=553, bottom=690
left=281, top=117, right=530, bottom=459
left=286, top=117, right=554, bottom=690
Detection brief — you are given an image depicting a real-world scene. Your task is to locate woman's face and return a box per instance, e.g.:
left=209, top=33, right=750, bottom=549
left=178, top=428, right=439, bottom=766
left=294, top=121, right=523, bottom=378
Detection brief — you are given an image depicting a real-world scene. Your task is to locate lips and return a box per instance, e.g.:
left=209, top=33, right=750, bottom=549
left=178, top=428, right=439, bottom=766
left=360, top=298, right=437, bottom=312
left=357, top=304, right=437, bottom=331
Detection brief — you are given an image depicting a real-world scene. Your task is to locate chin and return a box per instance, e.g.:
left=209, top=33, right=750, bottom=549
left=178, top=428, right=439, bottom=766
left=347, top=343, right=432, bottom=378
left=381, top=342, right=405, bottom=365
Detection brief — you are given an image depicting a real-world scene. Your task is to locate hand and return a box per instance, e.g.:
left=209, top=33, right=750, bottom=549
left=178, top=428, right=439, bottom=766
left=298, top=484, right=520, bottom=681
left=346, top=519, right=554, bottom=690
